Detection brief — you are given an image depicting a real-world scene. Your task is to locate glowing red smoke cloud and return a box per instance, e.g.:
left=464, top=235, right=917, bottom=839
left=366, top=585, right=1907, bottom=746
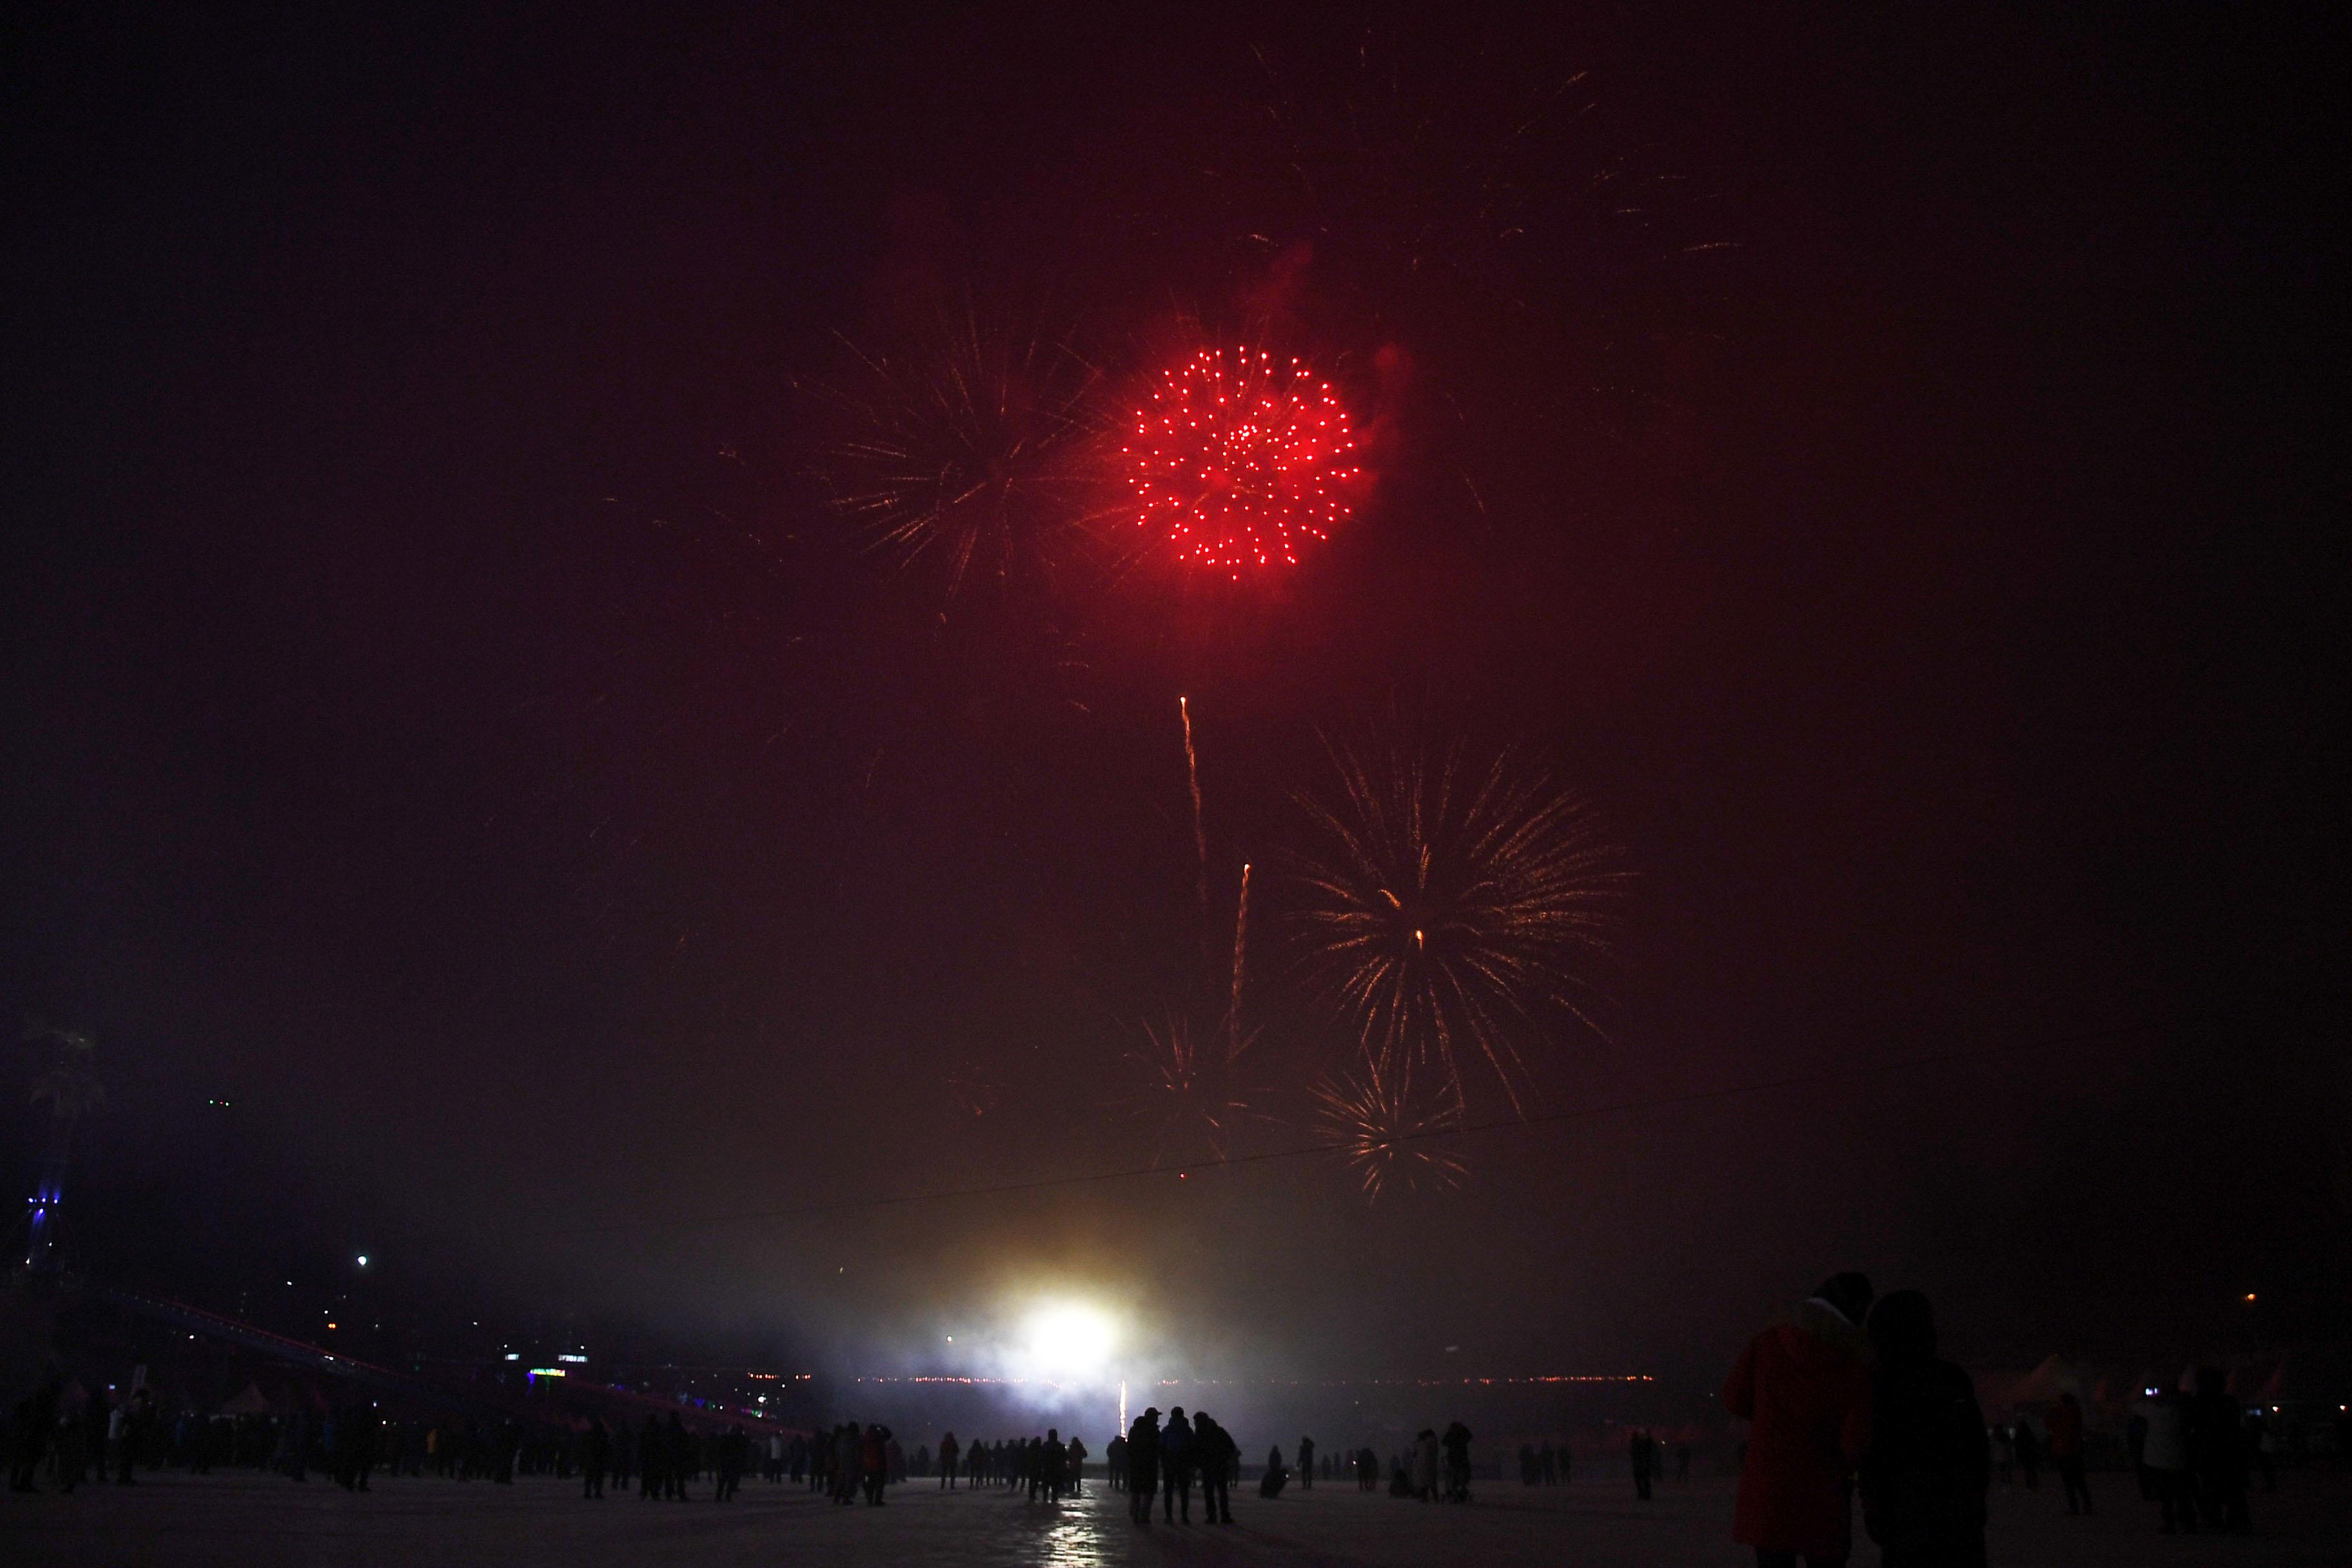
left=1124, top=347, right=1360, bottom=576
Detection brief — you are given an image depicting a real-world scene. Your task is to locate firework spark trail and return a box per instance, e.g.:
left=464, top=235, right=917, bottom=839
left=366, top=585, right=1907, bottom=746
left=1311, top=1060, right=1467, bottom=1199
left=1227, top=861, right=1251, bottom=1062
left=1288, top=734, right=1627, bottom=1115
left=1180, top=696, right=1210, bottom=928
left=801, top=305, right=1121, bottom=598
left=1122, top=1013, right=1269, bottom=1166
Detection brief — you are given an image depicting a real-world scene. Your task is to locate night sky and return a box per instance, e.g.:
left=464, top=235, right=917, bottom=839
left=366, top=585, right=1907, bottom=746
left=5, top=5, right=2342, bottom=1392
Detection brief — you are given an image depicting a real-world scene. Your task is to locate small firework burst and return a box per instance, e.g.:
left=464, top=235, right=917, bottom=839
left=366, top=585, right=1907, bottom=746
left=1311, top=1062, right=1467, bottom=1198
left=804, top=305, right=1117, bottom=595
left=945, top=1065, right=1005, bottom=1119
left=1121, top=1012, right=1270, bottom=1166
left=1286, top=732, right=1625, bottom=1114
left=1124, top=346, right=1360, bottom=576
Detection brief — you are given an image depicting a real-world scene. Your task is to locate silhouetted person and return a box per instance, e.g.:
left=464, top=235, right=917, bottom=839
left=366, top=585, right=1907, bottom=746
left=2137, top=1386, right=2195, bottom=1533
left=2046, top=1393, right=2090, bottom=1515
left=716, top=1423, right=746, bottom=1501
left=1193, top=1412, right=1234, bottom=1522
left=1038, top=1429, right=1066, bottom=1502
left=117, top=1388, right=152, bottom=1484
left=639, top=1415, right=663, bottom=1498
left=1631, top=1429, right=1655, bottom=1500
left=861, top=1424, right=890, bottom=1505
left=663, top=1413, right=690, bottom=1500
left=2126, top=1407, right=2158, bottom=1500
left=938, top=1430, right=959, bottom=1489
left=1297, top=1435, right=1315, bottom=1489
left=1442, top=1421, right=1473, bottom=1502
left=1857, top=1289, right=1988, bottom=1568
left=1161, top=1404, right=1194, bottom=1520
left=2244, top=1409, right=2277, bottom=1492
left=1126, top=1408, right=1161, bottom=1524
left=10, top=1372, right=64, bottom=1492
left=2186, top=1367, right=2250, bottom=1533
left=1106, top=1431, right=1126, bottom=1491
left=1261, top=1442, right=1290, bottom=1496
left=2010, top=1421, right=2038, bottom=1491
left=582, top=1418, right=609, bottom=1498
left=1724, top=1270, right=1874, bottom=1568
left=1066, top=1433, right=1087, bottom=1493
left=1358, top=1445, right=1378, bottom=1490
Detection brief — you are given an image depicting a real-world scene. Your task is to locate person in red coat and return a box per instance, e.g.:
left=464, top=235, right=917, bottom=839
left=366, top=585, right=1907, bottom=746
left=1723, top=1272, right=1875, bottom=1568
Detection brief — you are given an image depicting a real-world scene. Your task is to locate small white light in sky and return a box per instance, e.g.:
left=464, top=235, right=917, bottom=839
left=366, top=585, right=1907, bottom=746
left=356, top=1255, right=368, bottom=1266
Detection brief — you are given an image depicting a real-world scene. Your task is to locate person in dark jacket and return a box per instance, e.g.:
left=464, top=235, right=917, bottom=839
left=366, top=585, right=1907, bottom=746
left=638, top=1415, right=664, bottom=1498
left=582, top=1418, right=610, bottom=1498
left=1725, top=1271, right=1875, bottom=1567
left=1857, top=1289, right=1988, bottom=1568
left=1160, top=1404, right=1194, bottom=1521
left=1193, top=1411, right=1235, bottom=1522
left=715, top=1424, right=746, bottom=1501
left=2186, top=1367, right=2251, bottom=1533
left=11, top=1372, right=64, bottom=1493
left=2045, top=1394, right=2089, bottom=1515
left=2010, top=1420, right=2038, bottom=1491
left=1126, top=1409, right=1161, bottom=1524
left=663, top=1413, right=691, bottom=1500
left=1442, top=1421, right=1474, bottom=1503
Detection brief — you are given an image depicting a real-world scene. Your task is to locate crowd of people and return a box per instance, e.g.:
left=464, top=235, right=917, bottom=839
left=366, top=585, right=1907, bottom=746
left=1724, top=1271, right=2277, bottom=1567
left=1103, top=1405, right=1242, bottom=1523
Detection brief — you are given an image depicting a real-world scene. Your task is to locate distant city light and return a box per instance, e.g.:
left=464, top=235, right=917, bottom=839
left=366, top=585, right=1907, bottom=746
left=503, top=1353, right=519, bottom=1361
left=529, top=1367, right=565, bottom=1378
left=356, top=1255, right=369, bottom=1266
left=557, top=1354, right=587, bottom=1364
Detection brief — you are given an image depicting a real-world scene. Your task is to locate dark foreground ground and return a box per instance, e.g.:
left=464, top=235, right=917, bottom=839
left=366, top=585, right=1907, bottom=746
left=4, top=1469, right=2344, bottom=1566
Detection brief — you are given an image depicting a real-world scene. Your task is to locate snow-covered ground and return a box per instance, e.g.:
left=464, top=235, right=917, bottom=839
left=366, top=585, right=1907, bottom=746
left=6, top=1468, right=2343, bottom=1566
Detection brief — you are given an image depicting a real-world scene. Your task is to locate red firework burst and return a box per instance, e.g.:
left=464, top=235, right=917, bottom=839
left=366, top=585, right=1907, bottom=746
left=1124, top=347, right=1360, bottom=574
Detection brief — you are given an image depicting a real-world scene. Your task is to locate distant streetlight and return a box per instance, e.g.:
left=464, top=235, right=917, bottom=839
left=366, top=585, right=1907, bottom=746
left=357, top=1255, right=369, bottom=1267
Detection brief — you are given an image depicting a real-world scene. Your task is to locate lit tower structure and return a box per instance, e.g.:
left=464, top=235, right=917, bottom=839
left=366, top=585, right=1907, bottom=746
left=21, top=1023, right=103, bottom=1275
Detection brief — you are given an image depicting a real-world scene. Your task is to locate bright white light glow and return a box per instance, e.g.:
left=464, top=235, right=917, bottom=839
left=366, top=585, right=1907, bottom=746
left=1019, top=1301, right=1117, bottom=1381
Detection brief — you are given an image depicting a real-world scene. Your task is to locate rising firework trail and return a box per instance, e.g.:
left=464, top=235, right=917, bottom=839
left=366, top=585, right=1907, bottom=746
left=1286, top=733, right=1627, bottom=1114
left=1228, top=861, right=1251, bottom=1061
left=1125, top=347, right=1360, bottom=576
left=1180, top=696, right=1210, bottom=929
